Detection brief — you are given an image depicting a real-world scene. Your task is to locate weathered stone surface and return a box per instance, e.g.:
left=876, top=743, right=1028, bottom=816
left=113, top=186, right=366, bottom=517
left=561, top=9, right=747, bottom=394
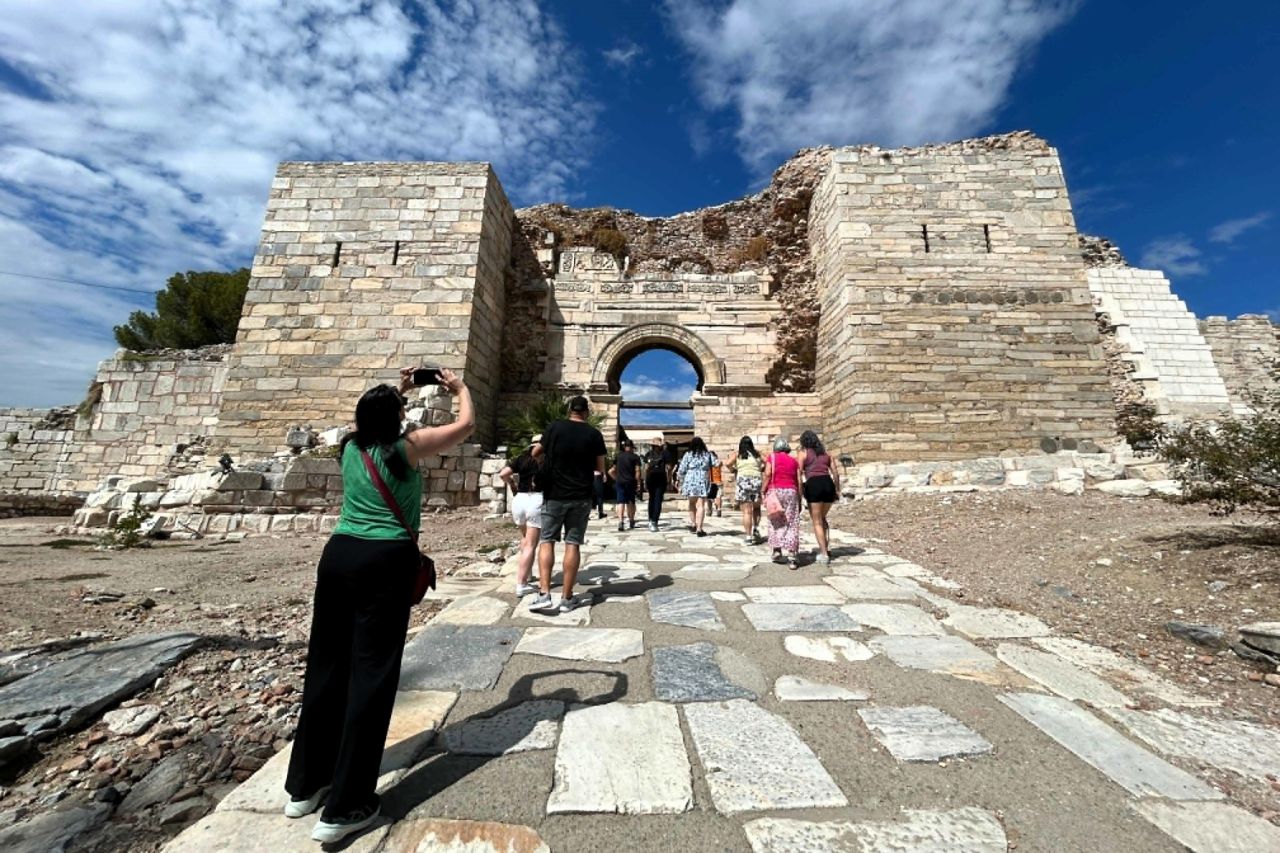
left=996, top=644, right=1128, bottom=707
left=858, top=706, right=993, bottom=762
left=773, top=676, right=868, bottom=702
left=443, top=700, right=564, bottom=755
left=743, top=586, right=846, bottom=605
left=1033, top=636, right=1217, bottom=707
left=823, top=574, right=919, bottom=601
left=579, top=563, right=650, bottom=586
left=871, top=636, right=1000, bottom=681
left=783, top=635, right=874, bottom=663
left=400, top=625, right=521, bottom=691
left=653, top=643, right=757, bottom=703
left=840, top=603, right=945, bottom=636
left=942, top=605, right=1050, bottom=639
left=1164, top=621, right=1227, bottom=650
left=1133, top=801, right=1280, bottom=853
left=433, top=596, right=510, bottom=625
left=549, top=702, right=692, bottom=814
left=1094, top=479, right=1151, bottom=497
left=384, top=690, right=459, bottom=771
left=0, top=803, right=111, bottom=853
left=0, top=632, right=202, bottom=735
left=684, top=699, right=847, bottom=814
left=1105, top=707, right=1280, bottom=782
left=516, top=628, right=644, bottom=663
left=710, top=591, right=746, bottom=602
left=646, top=552, right=718, bottom=563
left=998, top=693, right=1222, bottom=800
left=215, top=745, right=293, bottom=814
left=0, top=734, right=30, bottom=764
left=741, top=603, right=861, bottom=632
left=121, top=753, right=188, bottom=814
left=512, top=593, right=592, bottom=627
left=102, top=703, right=162, bottom=736
left=381, top=818, right=551, bottom=853
left=672, top=565, right=752, bottom=582
left=743, top=807, right=1007, bottom=853
left=1240, top=621, right=1280, bottom=656
left=164, top=808, right=388, bottom=853
left=647, top=589, right=724, bottom=631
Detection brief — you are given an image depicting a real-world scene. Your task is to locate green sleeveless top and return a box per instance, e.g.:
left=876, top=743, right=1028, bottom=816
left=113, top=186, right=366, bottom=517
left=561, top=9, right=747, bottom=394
left=332, top=439, right=422, bottom=541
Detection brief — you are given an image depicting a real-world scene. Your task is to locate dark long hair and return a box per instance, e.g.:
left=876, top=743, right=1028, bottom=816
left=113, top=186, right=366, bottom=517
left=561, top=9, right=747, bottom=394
left=737, top=436, right=760, bottom=461
left=688, top=436, right=708, bottom=456
left=799, top=429, right=825, bottom=456
left=339, top=384, right=410, bottom=480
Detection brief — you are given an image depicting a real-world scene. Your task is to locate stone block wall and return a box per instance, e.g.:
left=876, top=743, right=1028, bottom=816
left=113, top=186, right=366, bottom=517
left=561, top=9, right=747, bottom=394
left=1088, top=268, right=1233, bottom=417
left=215, top=161, right=514, bottom=459
left=0, top=408, right=80, bottom=516
left=1200, top=314, right=1280, bottom=412
left=812, top=134, right=1116, bottom=461
left=67, top=347, right=229, bottom=491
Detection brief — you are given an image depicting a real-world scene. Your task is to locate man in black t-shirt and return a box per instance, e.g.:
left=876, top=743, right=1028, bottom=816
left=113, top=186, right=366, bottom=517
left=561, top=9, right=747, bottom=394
left=611, top=440, right=642, bottom=532
left=530, top=396, right=607, bottom=614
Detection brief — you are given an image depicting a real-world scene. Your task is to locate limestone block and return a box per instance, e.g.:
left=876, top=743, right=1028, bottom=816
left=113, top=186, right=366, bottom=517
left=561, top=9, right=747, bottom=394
left=1084, top=461, right=1126, bottom=482
left=215, top=472, right=265, bottom=491
left=1093, top=480, right=1151, bottom=498
left=159, top=490, right=195, bottom=508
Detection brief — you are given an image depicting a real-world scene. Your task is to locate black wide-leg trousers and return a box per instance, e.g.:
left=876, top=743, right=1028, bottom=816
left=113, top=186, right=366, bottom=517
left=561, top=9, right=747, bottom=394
left=647, top=479, right=666, bottom=525
left=285, top=534, right=416, bottom=818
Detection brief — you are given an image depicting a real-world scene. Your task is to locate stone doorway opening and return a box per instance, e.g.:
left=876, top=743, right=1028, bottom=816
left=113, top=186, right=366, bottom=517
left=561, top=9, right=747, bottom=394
left=613, top=346, right=699, bottom=450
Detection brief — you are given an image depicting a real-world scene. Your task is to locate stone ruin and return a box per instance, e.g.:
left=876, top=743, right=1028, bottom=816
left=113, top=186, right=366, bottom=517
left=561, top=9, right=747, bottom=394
left=1, top=130, right=1276, bottom=533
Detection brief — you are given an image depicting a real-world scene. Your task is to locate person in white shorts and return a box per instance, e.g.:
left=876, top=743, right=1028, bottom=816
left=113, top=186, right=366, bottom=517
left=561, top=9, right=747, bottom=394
left=499, top=436, right=545, bottom=597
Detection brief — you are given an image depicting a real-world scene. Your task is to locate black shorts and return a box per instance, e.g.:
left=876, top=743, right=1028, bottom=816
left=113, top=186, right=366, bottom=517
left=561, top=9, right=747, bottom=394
left=707, top=484, right=720, bottom=500
left=803, top=475, right=836, bottom=505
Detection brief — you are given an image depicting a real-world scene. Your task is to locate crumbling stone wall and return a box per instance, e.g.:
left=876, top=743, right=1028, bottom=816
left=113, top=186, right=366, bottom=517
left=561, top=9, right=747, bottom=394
left=1200, top=314, right=1280, bottom=410
left=0, top=408, right=80, bottom=516
left=811, top=132, right=1116, bottom=460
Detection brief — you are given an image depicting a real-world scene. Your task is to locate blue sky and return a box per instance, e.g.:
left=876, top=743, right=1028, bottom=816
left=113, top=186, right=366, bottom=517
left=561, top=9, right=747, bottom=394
left=0, top=0, right=1276, bottom=407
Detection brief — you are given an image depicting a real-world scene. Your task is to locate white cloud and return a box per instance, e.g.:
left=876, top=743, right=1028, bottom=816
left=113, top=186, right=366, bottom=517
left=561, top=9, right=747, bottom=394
left=665, top=0, right=1077, bottom=169
left=0, top=0, right=595, bottom=406
left=620, top=373, right=696, bottom=402
left=1140, top=236, right=1207, bottom=277
left=603, top=41, right=643, bottom=68
left=1208, top=211, right=1271, bottom=244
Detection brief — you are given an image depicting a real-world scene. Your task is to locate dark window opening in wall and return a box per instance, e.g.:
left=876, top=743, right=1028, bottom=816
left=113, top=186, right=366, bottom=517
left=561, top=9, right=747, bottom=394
left=921, top=224, right=930, bottom=253
left=392, top=240, right=400, bottom=265
left=983, top=224, right=992, bottom=253
left=331, top=241, right=342, bottom=267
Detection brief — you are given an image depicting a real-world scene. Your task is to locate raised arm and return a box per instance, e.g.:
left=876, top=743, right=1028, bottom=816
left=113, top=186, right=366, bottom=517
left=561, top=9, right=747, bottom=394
left=402, top=368, right=475, bottom=467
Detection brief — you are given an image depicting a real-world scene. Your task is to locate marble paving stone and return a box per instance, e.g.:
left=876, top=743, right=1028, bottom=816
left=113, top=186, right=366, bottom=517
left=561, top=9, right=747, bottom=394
left=741, top=603, right=861, bottom=632
left=578, top=563, right=650, bottom=585
left=710, top=591, right=746, bottom=602
left=823, top=574, right=919, bottom=601
left=511, top=594, right=591, bottom=627
left=858, top=706, right=993, bottom=762
left=400, top=625, right=521, bottom=691
left=840, top=604, right=945, bottom=636
left=1133, top=801, right=1280, bottom=853
left=647, top=589, right=725, bottom=631
left=943, top=605, right=1050, bottom=639
left=684, top=699, right=847, bottom=814
left=594, top=592, right=644, bottom=604
left=1104, top=707, right=1280, bottom=781
left=773, top=676, right=868, bottom=702
left=515, top=628, right=644, bottom=663
left=383, top=690, right=460, bottom=772
left=784, top=635, right=875, bottom=663
left=886, top=577, right=955, bottom=610
left=380, top=818, right=551, bottom=853
left=433, top=596, right=509, bottom=626
left=549, top=702, right=692, bottom=814
left=914, top=573, right=964, bottom=591
left=880, top=562, right=927, bottom=578
left=442, top=700, right=564, bottom=755
left=672, top=565, right=752, bottom=582
left=162, top=809, right=388, bottom=853
left=742, top=807, right=1007, bottom=853
left=998, top=693, right=1222, bottom=800
left=743, top=586, right=846, bottom=605
left=653, top=643, right=757, bottom=702
left=1033, top=636, right=1218, bottom=707
left=871, top=636, right=1000, bottom=682
left=644, top=552, right=718, bottom=563
left=996, top=644, right=1128, bottom=707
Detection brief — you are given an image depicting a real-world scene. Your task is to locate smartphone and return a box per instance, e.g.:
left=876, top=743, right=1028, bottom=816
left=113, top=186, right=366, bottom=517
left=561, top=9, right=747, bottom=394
left=412, top=367, right=444, bottom=387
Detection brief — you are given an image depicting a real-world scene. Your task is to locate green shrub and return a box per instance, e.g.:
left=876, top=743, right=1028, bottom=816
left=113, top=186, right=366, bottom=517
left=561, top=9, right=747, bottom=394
left=499, top=392, right=606, bottom=450
left=1158, top=399, right=1280, bottom=518
left=1117, top=400, right=1161, bottom=450
left=98, top=502, right=154, bottom=549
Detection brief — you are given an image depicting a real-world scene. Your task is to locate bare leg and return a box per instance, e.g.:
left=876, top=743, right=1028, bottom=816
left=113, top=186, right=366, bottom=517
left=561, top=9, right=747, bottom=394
left=812, top=503, right=831, bottom=556
left=740, top=502, right=752, bottom=536
left=537, top=541, right=555, bottom=594
left=627, top=500, right=636, bottom=524
left=694, top=497, right=707, bottom=532
left=687, top=498, right=697, bottom=529
left=561, top=544, right=581, bottom=599
left=516, top=524, right=538, bottom=585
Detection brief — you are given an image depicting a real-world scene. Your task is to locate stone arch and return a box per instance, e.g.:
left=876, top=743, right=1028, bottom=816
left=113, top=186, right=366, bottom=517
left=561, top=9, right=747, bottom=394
left=590, top=323, right=725, bottom=394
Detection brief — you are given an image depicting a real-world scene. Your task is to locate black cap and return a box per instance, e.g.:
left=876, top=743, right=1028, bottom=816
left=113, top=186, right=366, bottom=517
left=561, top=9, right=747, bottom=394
left=568, top=395, right=590, bottom=413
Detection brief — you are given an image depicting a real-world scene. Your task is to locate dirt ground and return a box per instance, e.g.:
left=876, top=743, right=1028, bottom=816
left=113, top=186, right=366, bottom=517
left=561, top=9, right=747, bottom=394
left=830, top=489, right=1280, bottom=727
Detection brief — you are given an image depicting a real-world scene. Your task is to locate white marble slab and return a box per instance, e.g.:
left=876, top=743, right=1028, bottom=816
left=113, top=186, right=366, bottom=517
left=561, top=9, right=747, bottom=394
left=515, top=627, right=644, bottom=663
left=743, top=807, right=1007, bottom=853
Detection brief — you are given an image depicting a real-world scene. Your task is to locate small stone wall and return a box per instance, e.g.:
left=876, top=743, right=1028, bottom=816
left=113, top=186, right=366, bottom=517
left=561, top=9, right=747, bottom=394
left=1200, top=314, right=1280, bottom=412
left=0, top=408, right=80, bottom=516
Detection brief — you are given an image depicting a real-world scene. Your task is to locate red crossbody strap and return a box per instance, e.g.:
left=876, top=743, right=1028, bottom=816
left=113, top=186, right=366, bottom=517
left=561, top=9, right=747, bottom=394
left=359, top=448, right=418, bottom=542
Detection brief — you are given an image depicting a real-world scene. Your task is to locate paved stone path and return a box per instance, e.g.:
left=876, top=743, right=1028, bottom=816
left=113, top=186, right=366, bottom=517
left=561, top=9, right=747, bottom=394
left=165, top=516, right=1280, bottom=852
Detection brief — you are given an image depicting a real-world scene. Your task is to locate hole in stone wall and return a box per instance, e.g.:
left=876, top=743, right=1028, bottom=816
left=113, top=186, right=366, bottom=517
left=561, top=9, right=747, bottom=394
left=331, top=241, right=342, bottom=267
left=983, top=224, right=992, bottom=253
left=392, top=240, right=400, bottom=265
left=921, top=224, right=930, bottom=253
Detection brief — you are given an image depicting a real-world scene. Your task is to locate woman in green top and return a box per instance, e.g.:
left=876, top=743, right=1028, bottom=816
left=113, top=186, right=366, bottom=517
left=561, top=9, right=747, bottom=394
left=285, top=366, right=473, bottom=844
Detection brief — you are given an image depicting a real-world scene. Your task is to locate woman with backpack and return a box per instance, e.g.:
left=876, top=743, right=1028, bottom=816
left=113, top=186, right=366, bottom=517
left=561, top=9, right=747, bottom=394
left=762, top=435, right=802, bottom=569
left=642, top=436, right=673, bottom=532
left=798, top=429, right=840, bottom=565
left=675, top=436, right=713, bottom=537
left=725, top=436, right=763, bottom=545
left=283, top=367, right=473, bottom=844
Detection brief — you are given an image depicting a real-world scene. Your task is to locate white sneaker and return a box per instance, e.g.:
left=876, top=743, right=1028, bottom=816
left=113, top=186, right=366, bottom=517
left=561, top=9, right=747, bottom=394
left=283, top=785, right=329, bottom=818
left=515, top=582, right=537, bottom=597
left=528, top=592, right=554, bottom=611
left=816, top=554, right=831, bottom=566
left=649, top=522, right=658, bottom=532
left=311, top=803, right=380, bottom=843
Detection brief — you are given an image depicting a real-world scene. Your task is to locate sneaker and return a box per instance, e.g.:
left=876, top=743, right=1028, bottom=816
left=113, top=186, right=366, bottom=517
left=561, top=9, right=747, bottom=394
left=311, top=803, right=380, bottom=844
left=629, top=519, right=636, bottom=529
left=744, top=536, right=754, bottom=546
left=283, top=786, right=329, bottom=818
left=557, top=594, right=585, bottom=613
left=515, top=582, right=537, bottom=598
left=617, top=522, right=625, bottom=532
left=649, top=522, right=658, bottom=532
left=816, top=554, right=830, bottom=566
left=787, top=557, right=799, bottom=571
left=528, top=592, right=553, bottom=611
left=696, top=529, right=707, bottom=537
left=772, top=550, right=785, bottom=564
